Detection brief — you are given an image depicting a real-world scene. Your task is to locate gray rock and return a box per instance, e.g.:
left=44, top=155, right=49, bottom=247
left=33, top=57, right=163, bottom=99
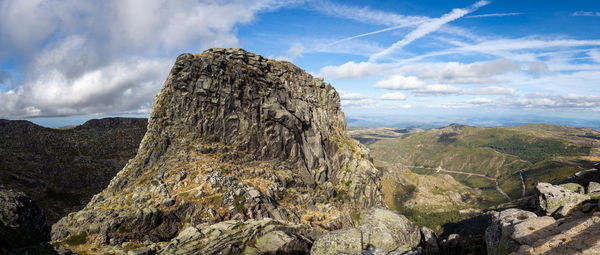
left=311, top=227, right=362, bottom=255
left=420, top=226, right=440, bottom=254
left=485, top=208, right=537, bottom=255
left=0, top=186, right=50, bottom=248
left=358, top=208, right=421, bottom=252
left=536, top=182, right=589, bottom=217
left=587, top=181, right=600, bottom=194
left=559, top=183, right=585, bottom=194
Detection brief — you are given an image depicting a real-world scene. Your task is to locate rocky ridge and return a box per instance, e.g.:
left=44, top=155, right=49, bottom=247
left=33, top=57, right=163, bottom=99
left=52, top=48, right=390, bottom=253
left=0, top=118, right=147, bottom=223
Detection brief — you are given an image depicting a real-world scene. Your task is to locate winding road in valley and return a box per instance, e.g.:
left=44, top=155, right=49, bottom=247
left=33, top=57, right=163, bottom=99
left=395, top=162, right=515, bottom=201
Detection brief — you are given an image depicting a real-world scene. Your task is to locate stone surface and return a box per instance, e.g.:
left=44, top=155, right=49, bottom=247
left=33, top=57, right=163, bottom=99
left=358, top=208, right=421, bottom=252
left=420, top=227, right=440, bottom=255
left=310, top=227, right=362, bottom=255
left=51, top=48, right=383, bottom=253
left=559, top=183, right=585, bottom=194
left=587, top=181, right=600, bottom=194
left=536, top=182, right=589, bottom=218
left=485, top=208, right=537, bottom=255
left=160, top=219, right=315, bottom=255
left=0, top=186, right=50, bottom=248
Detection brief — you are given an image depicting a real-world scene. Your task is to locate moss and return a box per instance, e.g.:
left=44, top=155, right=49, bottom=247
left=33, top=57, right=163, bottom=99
left=64, top=232, right=88, bottom=246
left=118, top=224, right=132, bottom=233
left=123, top=242, right=146, bottom=250
left=234, top=195, right=247, bottom=214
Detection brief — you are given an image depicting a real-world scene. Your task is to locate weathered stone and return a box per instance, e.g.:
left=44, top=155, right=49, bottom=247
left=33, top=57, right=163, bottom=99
left=485, top=208, right=537, bottom=255
left=420, top=226, right=440, bottom=255
left=587, top=181, right=600, bottom=194
left=0, top=186, right=50, bottom=248
left=536, top=182, right=589, bottom=217
left=559, top=183, right=585, bottom=194
left=358, top=208, right=421, bottom=252
left=511, top=216, right=557, bottom=245
left=310, top=227, right=362, bottom=255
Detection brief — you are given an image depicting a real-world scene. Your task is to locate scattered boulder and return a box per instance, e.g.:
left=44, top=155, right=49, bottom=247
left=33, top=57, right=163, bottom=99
left=536, top=182, right=589, bottom=217
left=420, top=227, right=440, bottom=254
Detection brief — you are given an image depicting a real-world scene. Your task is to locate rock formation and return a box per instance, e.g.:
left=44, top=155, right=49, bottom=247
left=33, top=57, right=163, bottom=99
left=52, top=48, right=384, bottom=253
left=0, top=186, right=55, bottom=254
left=0, top=118, right=147, bottom=223
left=486, top=182, right=600, bottom=254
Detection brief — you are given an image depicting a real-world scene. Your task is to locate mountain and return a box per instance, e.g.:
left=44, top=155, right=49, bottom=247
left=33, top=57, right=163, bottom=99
left=351, top=124, right=600, bottom=232
left=0, top=118, right=147, bottom=224
left=51, top=48, right=387, bottom=254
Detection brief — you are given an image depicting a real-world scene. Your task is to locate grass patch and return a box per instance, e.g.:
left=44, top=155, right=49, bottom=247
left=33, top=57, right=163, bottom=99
left=64, top=232, right=88, bottom=246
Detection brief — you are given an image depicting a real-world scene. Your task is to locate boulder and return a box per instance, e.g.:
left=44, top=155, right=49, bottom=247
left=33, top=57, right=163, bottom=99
left=0, top=186, right=50, bottom=248
left=587, top=181, right=600, bottom=194
left=484, top=208, right=536, bottom=255
left=536, top=182, right=589, bottom=217
left=310, top=227, right=362, bottom=255
left=559, top=183, right=585, bottom=194
left=358, top=208, right=421, bottom=252
left=160, top=219, right=315, bottom=255
left=420, top=227, right=440, bottom=254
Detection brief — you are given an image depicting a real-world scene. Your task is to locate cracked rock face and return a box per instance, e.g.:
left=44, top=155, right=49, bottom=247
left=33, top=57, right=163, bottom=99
left=52, top=48, right=383, bottom=253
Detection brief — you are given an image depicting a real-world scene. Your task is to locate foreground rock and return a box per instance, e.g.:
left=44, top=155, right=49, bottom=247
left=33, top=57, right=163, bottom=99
left=486, top=182, right=600, bottom=254
left=0, top=186, right=55, bottom=254
left=536, top=182, right=589, bottom=217
left=311, top=208, right=424, bottom=255
left=52, top=48, right=384, bottom=253
left=0, top=118, right=147, bottom=223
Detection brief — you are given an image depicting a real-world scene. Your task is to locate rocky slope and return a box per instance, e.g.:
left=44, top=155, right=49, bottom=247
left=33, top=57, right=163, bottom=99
left=0, top=118, right=147, bottom=223
left=52, top=48, right=386, bottom=253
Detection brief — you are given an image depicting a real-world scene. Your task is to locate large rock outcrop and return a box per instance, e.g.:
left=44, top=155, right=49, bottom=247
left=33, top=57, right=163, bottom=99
left=0, top=118, right=147, bottom=223
left=52, top=48, right=383, bottom=253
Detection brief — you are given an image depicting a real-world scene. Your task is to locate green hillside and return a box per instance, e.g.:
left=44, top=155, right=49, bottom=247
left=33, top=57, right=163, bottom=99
left=350, top=124, right=600, bottom=232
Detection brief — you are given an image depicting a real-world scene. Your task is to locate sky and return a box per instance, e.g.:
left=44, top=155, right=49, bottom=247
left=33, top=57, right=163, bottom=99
left=0, top=0, right=599, bottom=128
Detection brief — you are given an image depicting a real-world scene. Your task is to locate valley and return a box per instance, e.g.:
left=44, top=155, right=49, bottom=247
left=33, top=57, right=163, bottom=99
left=350, top=124, right=600, bottom=233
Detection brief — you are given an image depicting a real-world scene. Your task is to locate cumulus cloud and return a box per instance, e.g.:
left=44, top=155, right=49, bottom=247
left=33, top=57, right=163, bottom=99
left=380, top=92, right=407, bottom=100
left=467, top=97, right=493, bottom=104
left=399, top=59, right=520, bottom=84
left=0, top=0, right=287, bottom=117
left=466, top=86, right=517, bottom=95
left=340, top=99, right=378, bottom=108
left=320, top=61, right=387, bottom=79
left=339, top=91, right=367, bottom=100
left=373, top=75, right=425, bottom=90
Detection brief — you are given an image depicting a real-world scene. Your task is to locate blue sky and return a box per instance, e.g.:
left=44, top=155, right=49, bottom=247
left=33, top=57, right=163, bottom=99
left=1, top=0, right=599, bottom=128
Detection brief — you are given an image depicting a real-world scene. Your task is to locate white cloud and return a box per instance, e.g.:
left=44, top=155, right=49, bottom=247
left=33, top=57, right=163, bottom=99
left=380, top=92, right=407, bottom=100
left=466, top=86, right=517, bottom=95
left=339, top=91, right=367, bottom=100
left=466, top=12, right=524, bottom=18
left=373, top=75, right=425, bottom=90
left=415, top=84, right=462, bottom=95
left=528, top=62, right=550, bottom=77
left=573, top=11, right=600, bottom=17
left=313, top=1, right=428, bottom=26
left=370, top=0, right=490, bottom=61
left=0, top=0, right=289, bottom=117
left=340, top=99, right=379, bottom=108
left=320, top=61, right=387, bottom=79
left=287, top=43, right=304, bottom=59
left=467, top=97, right=493, bottom=104
left=399, top=59, right=519, bottom=84
left=589, top=49, right=600, bottom=62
